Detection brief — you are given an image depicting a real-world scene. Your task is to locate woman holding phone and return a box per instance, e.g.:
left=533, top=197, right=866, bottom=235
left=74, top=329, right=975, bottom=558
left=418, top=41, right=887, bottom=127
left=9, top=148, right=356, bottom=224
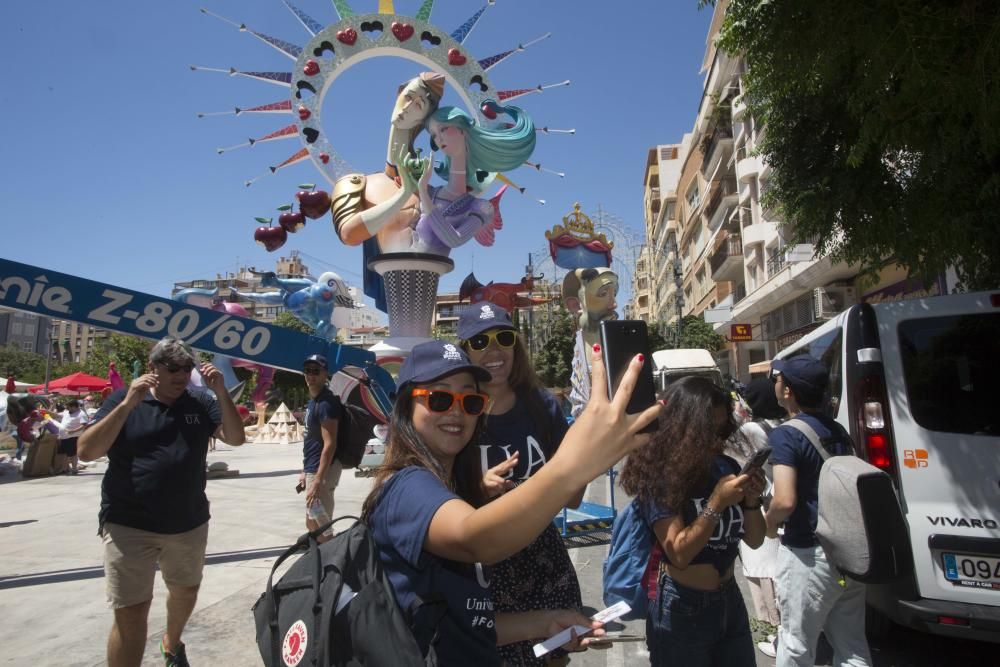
left=457, top=304, right=584, bottom=665
left=362, top=340, right=659, bottom=666
left=620, top=376, right=766, bottom=666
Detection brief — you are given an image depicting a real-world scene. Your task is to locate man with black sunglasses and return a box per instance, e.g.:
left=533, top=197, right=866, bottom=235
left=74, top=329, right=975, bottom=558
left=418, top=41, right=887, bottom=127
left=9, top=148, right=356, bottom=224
left=300, top=354, right=344, bottom=543
left=79, top=337, right=245, bottom=667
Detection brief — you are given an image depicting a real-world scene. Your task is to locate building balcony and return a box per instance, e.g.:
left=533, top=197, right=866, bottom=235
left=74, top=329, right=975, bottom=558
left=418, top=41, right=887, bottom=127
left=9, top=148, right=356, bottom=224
left=766, top=249, right=787, bottom=278
left=742, top=221, right=777, bottom=248
left=700, top=127, right=735, bottom=178
left=732, top=93, right=748, bottom=121
left=710, top=234, right=744, bottom=282
left=737, top=153, right=761, bottom=183
left=705, top=178, right=739, bottom=231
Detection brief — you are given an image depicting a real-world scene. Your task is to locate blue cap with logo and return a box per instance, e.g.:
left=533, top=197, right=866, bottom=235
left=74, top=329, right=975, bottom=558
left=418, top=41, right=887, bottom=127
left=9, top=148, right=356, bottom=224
left=303, top=353, right=328, bottom=370
left=457, top=302, right=517, bottom=340
left=397, top=340, right=492, bottom=388
left=771, top=355, right=827, bottom=402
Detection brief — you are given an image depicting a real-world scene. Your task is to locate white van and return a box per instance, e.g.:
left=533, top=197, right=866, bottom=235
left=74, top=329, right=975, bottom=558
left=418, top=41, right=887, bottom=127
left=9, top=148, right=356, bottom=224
left=772, top=290, right=1000, bottom=642
left=651, top=348, right=724, bottom=397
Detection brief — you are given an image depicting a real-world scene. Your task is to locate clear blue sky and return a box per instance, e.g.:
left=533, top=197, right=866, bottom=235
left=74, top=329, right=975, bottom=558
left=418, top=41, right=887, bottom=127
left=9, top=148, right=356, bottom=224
left=1, top=0, right=712, bottom=319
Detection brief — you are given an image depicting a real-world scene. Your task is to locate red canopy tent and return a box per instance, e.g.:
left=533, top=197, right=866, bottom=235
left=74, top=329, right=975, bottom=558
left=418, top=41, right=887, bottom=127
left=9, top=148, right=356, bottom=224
left=29, top=372, right=111, bottom=396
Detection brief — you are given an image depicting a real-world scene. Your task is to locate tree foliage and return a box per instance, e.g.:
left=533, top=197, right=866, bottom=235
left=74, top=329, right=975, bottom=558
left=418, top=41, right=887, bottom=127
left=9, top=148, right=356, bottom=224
left=659, top=316, right=726, bottom=353
left=532, top=307, right=576, bottom=388
left=714, top=0, right=1000, bottom=289
left=0, top=345, right=47, bottom=384
left=273, top=310, right=315, bottom=336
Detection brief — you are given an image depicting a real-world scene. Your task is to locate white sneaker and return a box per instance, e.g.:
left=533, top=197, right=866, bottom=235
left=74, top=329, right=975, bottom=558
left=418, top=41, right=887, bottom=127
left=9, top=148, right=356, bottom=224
left=757, top=638, right=777, bottom=658
left=766, top=633, right=776, bottom=643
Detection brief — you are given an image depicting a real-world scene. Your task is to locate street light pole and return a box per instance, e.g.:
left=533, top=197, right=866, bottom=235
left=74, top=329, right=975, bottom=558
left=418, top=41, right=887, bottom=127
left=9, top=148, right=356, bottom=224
left=43, top=321, right=53, bottom=393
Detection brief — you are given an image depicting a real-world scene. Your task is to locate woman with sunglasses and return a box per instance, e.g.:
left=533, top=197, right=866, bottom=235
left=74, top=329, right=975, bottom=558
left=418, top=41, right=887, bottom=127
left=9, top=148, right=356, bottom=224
left=362, top=340, right=659, bottom=666
left=456, top=303, right=583, bottom=666
left=619, top=376, right=766, bottom=667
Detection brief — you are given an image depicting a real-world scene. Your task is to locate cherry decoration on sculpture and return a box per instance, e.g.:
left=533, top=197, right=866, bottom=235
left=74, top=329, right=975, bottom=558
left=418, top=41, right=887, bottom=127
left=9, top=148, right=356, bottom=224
left=194, top=0, right=573, bottom=356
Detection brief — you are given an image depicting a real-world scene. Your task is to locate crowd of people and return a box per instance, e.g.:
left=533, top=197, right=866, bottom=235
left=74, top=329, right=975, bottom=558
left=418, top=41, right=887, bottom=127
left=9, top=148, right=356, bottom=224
left=45, top=313, right=870, bottom=667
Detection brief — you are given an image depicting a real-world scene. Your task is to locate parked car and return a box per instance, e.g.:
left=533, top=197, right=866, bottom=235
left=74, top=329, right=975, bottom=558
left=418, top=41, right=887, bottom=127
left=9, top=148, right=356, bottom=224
left=772, top=290, right=1000, bottom=643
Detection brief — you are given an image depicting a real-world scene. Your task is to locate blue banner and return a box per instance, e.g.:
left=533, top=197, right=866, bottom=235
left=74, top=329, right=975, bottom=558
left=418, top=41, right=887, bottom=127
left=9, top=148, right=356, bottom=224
left=0, top=257, right=395, bottom=409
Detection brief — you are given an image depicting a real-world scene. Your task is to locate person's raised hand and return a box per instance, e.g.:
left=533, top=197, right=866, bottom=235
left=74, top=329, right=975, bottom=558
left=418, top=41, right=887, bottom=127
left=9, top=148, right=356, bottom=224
left=482, top=452, right=519, bottom=498
left=743, top=468, right=766, bottom=505
left=125, top=373, right=157, bottom=408
left=199, top=362, right=227, bottom=396
left=563, top=345, right=661, bottom=476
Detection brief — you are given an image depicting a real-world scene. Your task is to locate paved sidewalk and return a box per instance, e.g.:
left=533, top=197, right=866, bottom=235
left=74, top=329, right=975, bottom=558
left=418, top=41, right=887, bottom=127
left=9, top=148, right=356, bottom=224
left=0, top=442, right=343, bottom=666
left=0, top=445, right=765, bottom=666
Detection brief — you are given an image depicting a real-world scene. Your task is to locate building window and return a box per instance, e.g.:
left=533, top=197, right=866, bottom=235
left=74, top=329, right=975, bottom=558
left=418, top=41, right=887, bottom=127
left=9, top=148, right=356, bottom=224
left=686, top=182, right=700, bottom=212
left=23, top=341, right=34, bottom=352
left=665, top=202, right=676, bottom=221
left=11, top=322, right=22, bottom=335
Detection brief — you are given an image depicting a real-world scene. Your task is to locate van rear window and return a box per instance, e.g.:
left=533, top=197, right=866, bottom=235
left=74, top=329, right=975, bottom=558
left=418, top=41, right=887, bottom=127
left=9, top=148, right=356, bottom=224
left=898, top=314, right=1000, bottom=435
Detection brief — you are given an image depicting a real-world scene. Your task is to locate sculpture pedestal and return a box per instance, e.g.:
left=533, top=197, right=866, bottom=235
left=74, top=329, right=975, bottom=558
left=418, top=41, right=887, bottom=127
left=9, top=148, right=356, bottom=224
left=368, top=252, right=454, bottom=356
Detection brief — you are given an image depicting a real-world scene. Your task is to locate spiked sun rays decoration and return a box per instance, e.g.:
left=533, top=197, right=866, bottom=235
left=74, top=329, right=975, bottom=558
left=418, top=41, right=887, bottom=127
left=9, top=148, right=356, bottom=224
left=192, top=0, right=574, bottom=201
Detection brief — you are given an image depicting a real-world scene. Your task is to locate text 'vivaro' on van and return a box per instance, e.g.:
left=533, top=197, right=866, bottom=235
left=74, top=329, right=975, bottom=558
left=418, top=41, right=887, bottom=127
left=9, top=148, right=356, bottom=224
left=772, top=290, right=1000, bottom=643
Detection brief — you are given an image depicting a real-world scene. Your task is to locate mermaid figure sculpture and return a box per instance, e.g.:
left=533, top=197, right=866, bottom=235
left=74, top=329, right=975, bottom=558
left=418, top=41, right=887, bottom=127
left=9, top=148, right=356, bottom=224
left=329, top=73, right=445, bottom=311
left=231, top=271, right=355, bottom=341
left=401, top=101, right=535, bottom=256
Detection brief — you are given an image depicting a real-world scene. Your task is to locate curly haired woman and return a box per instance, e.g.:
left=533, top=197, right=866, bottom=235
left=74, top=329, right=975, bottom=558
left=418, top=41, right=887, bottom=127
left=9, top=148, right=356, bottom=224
left=620, top=376, right=766, bottom=666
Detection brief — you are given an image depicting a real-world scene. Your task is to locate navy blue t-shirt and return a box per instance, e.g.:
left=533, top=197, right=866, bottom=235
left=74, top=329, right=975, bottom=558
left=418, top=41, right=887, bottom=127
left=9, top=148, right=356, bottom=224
left=769, top=412, right=854, bottom=548
left=302, top=388, right=343, bottom=473
left=94, top=389, right=221, bottom=534
left=478, top=390, right=569, bottom=481
left=638, top=455, right=746, bottom=573
left=371, top=466, right=498, bottom=667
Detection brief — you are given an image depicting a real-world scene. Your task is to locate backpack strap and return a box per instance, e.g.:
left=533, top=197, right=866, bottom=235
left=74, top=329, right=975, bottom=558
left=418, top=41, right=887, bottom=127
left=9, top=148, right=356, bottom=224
left=757, top=420, right=774, bottom=436
left=783, top=418, right=830, bottom=461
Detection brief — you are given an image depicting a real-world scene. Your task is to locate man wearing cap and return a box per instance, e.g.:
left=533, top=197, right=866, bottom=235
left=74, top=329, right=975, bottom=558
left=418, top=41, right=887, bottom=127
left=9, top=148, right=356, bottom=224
left=79, top=337, right=245, bottom=667
left=764, top=355, right=872, bottom=667
left=300, top=353, right=344, bottom=541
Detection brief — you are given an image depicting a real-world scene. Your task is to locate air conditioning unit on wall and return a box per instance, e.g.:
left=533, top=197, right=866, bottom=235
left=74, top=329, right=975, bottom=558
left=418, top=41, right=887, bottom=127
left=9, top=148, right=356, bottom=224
left=813, top=286, right=856, bottom=320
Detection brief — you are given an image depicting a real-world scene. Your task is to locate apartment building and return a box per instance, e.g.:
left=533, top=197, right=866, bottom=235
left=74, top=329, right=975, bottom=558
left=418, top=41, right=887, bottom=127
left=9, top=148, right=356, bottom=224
left=641, top=0, right=869, bottom=381
left=0, top=308, right=51, bottom=355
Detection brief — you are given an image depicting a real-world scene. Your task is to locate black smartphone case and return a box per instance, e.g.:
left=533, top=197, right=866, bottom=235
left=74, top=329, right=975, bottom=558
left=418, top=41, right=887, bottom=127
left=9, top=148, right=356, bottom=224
left=600, top=320, right=659, bottom=433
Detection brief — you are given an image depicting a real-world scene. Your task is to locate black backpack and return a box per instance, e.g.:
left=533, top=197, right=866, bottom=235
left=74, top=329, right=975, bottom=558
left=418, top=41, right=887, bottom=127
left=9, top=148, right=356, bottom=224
left=253, top=517, right=435, bottom=666
left=335, top=402, right=383, bottom=469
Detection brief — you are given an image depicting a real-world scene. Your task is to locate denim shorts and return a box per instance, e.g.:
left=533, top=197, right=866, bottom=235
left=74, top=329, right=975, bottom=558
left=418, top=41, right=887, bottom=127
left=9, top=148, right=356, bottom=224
left=646, top=573, right=755, bottom=667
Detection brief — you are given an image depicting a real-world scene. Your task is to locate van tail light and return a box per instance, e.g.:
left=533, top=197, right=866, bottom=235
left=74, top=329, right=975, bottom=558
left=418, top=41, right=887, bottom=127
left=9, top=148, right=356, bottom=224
left=854, top=374, right=896, bottom=476
left=990, top=293, right=1000, bottom=307
left=937, top=615, right=970, bottom=627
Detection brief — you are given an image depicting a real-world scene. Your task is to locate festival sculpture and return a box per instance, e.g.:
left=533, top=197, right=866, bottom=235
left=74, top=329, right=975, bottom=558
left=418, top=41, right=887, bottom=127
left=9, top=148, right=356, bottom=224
left=544, top=203, right=620, bottom=418
left=459, top=271, right=552, bottom=311
left=172, top=288, right=276, bottom=405
left=563, top=267, right=619, bottom=419
left=195, top=0, right=571, bottom=354
left=230, top=270, right=356, bottom=341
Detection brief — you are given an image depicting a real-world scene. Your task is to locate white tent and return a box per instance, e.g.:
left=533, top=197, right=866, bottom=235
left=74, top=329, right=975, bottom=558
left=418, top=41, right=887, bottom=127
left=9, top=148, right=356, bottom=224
left=253, top=403, right=303, bottom=445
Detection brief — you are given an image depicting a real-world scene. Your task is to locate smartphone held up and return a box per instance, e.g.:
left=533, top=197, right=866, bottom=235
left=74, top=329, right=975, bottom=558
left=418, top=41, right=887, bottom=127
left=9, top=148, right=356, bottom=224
left=600, top=320, right=659, bottom=433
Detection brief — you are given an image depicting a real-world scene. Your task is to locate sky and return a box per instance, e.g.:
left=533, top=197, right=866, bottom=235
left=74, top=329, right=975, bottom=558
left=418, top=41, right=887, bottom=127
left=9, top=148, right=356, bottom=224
left=1, top=0, right=714, bottom=321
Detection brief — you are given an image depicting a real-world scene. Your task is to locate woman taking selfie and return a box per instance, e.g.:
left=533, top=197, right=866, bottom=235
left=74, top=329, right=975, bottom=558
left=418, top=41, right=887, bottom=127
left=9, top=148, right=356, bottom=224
left=458, top=304, right=584, bottom=665
left=362, top=340, right=658, bottom=666
left=620, top=376, right=766, bottom=666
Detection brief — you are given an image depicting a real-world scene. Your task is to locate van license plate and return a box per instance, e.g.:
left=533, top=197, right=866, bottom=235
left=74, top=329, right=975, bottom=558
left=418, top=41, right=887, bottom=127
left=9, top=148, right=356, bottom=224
left=942, top=553, right=1000, bottom=590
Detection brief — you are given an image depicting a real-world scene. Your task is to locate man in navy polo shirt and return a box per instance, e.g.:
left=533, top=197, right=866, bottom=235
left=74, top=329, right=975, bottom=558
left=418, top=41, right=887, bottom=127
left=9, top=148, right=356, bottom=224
left=300, top=353, right=344, bottom=542
left=764, top=355, right=871, bottom=667
left=79, top=337, right=245, bottom=667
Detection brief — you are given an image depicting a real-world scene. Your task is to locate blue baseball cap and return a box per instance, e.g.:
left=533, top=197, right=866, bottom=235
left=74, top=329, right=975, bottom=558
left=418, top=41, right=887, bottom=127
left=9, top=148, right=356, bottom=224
left=397, top=340, right=491, bottom=388
left=771, top=355, right=827, bottom=402
left=303, top=354, right=328, bottom=370
left=457, top=302, right=517, bottom=340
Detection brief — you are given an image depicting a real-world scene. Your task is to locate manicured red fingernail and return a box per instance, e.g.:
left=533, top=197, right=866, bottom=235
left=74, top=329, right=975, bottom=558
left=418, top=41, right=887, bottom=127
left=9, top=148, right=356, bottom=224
left=593, top=344, right=601, bottom=352
left=637, top=353, right=645, bottom=363
left=659, top=399, right=668, bottom=406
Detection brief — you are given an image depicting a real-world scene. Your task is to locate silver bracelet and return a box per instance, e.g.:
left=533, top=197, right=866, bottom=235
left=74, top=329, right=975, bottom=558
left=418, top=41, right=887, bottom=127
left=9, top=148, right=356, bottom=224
left=699, top=505, right=723, bottom=523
